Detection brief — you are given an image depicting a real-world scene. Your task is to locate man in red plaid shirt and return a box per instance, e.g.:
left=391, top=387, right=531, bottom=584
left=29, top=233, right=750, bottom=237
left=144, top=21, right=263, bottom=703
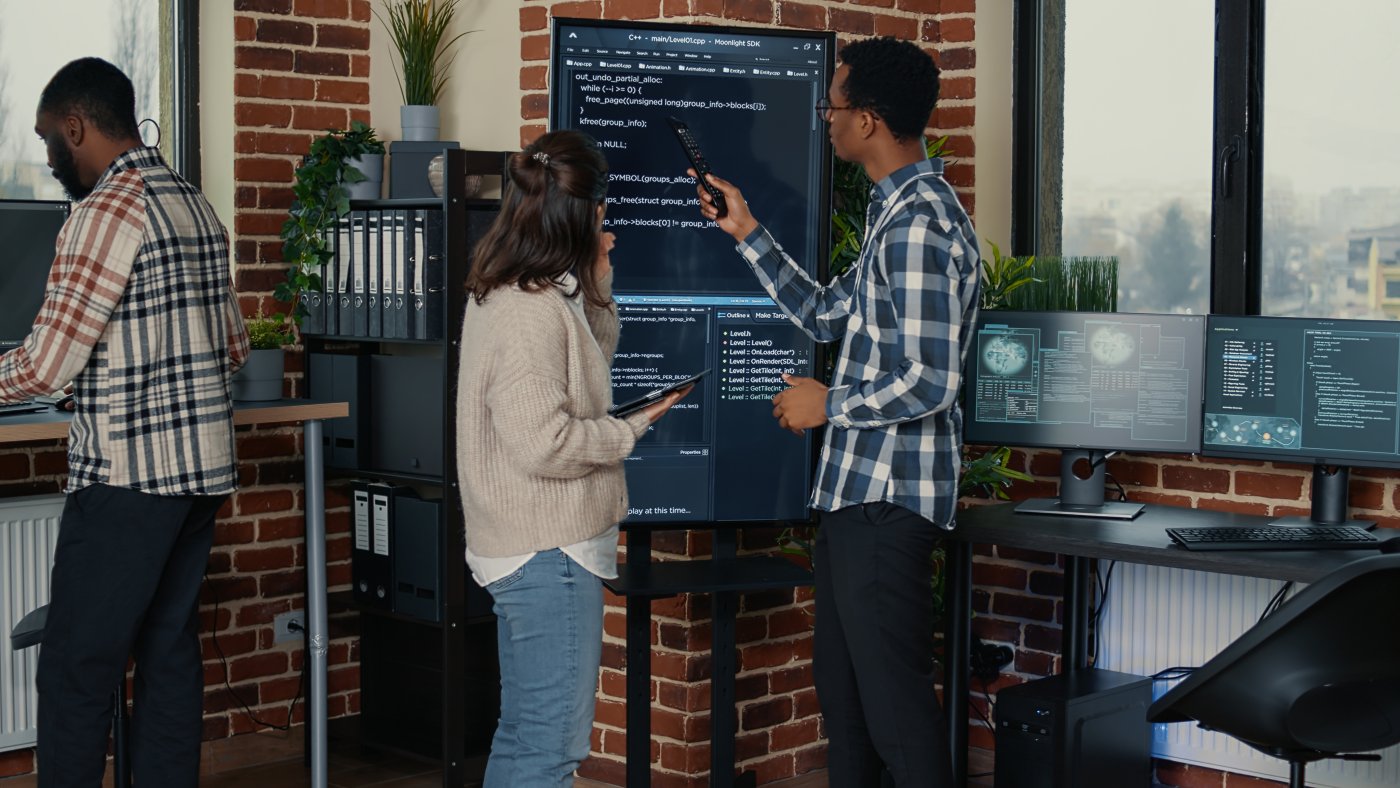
left=0, top=58, right=248, bottom=788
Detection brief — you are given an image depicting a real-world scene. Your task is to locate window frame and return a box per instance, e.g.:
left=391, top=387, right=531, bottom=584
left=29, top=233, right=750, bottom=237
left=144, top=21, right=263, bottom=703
left=1011, top=0, right=1266, bottom=316
left=172, top=0, right=201, bottom=186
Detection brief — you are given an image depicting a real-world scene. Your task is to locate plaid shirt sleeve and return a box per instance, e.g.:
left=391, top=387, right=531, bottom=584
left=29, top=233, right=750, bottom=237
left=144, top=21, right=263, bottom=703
left=0, top=178, right=146, bottom=401
left=738, top=225, right=856, bottom=344
left=826, top=213, right=967, bottom=430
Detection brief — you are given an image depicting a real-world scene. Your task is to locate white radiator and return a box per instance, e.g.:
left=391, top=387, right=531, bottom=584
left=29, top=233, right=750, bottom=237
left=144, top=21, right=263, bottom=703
left=0, top=494, right=64, bottom=752
left=1099, top=563, right=1400, bottom=787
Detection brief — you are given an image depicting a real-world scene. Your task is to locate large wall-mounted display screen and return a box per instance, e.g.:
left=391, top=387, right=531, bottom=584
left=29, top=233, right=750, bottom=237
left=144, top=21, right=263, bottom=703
left=550, top=18, right=834, bottom=523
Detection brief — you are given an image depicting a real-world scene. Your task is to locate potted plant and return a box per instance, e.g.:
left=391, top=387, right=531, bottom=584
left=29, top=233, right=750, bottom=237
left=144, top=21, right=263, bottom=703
left=232, top=313, right=294, bottom=401
left=375, top=0, right=471, bottom=141
left=275, top=121, right=384, bottom=324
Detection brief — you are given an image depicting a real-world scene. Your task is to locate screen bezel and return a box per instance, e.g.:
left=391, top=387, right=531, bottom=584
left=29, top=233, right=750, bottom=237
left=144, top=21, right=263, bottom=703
left=1200, top=313, right=1400, bottom=471
left=0, top=199, right=69, bottom=352
left=547, top=17, right=835, bottom=526
left=962, top=309, right=1207, bottom=456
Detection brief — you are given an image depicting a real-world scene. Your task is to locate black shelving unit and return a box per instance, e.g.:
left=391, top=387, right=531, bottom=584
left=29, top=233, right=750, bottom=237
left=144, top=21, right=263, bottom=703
left=304, top=148, right=508, bottom=787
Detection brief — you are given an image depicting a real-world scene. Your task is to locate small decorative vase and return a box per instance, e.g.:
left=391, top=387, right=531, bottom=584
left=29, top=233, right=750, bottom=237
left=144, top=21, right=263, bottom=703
left=346, top=154, right=383, bottom=200
left=400, top=105, right=440, bottom=142
left=428, top=154, right=482, bottom=198
left=231, top=348, right=285, bottom=401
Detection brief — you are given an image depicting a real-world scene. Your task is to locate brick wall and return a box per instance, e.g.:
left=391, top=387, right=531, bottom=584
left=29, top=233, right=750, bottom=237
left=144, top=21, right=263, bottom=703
left=0, top=0, right=370, bottom=780
left=515, top=1, right=977, bottom=784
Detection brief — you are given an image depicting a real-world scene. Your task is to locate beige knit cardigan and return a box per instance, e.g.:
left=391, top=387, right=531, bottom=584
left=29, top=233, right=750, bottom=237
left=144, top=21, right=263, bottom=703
left=455, top=275, right=651, bottom=557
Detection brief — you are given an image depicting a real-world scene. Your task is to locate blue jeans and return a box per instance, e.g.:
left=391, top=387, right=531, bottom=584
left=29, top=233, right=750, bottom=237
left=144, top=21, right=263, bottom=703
left=484, top=550, right=604, bottom=788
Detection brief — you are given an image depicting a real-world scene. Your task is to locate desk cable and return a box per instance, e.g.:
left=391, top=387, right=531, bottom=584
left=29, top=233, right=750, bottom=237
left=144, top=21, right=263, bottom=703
left=1261, top=582, right=1295, bottom=621
left=1087, top=559, right=1117, bottom=668
left=204, top=572, right=305, bottom=731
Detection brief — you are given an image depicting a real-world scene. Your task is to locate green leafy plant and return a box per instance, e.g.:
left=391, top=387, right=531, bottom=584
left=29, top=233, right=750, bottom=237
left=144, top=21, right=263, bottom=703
left=375, top=0, right=472, bottom=106
left=274, top=121, right=385, bottom=322
left=246, top=312, right=294, bottom=350
left=981, top=239, right=1040, bottom=311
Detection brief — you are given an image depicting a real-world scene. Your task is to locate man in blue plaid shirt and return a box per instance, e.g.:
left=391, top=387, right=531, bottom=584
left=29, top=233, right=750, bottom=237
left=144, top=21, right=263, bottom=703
left=694, top=37, right=980, bottom=787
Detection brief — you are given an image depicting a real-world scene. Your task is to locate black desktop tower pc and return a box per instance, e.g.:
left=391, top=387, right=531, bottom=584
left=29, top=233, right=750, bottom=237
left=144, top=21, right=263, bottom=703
left=994, top=669, right=1152, bottom=788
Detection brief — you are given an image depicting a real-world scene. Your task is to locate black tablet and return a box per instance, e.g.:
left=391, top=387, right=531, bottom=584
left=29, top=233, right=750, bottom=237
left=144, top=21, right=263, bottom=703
left=608, top=369, right=709, bottom=418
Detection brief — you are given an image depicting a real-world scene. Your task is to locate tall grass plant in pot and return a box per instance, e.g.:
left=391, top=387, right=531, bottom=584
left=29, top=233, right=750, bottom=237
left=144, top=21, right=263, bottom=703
left=376, top=0, right=471, bottom=141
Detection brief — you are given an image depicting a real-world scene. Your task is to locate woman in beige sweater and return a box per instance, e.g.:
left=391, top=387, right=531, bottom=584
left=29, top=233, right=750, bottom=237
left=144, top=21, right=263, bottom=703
left=457, top=130, right=686, bottom=787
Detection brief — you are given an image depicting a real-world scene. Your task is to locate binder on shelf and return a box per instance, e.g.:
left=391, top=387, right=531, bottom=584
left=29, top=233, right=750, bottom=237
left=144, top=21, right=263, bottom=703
left=406, top=211, right=424, bottom=339
left=380, top=212, right=400, bottom=338
left=366, top=482, right=398, bottom=609
left=351, top=481, right=391, bottom=609
left=337, top=215, right=355, bottom=336
left=392, top=491, right=441, bottom=623
left=367, top=213, right=382, bottom=339
left=300, top=228, right=326, bottom=335
left=351, top=211, right=370, bottom=337
left=392, top=210, right=410, bottom=339
left=413, top=208, right=445, bottom=340
left=307, top=351, right=367, bottom=468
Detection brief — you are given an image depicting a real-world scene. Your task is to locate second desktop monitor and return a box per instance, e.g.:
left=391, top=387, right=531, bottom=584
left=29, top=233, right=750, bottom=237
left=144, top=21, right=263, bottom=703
left=964, top=311, right=1206, bottom=518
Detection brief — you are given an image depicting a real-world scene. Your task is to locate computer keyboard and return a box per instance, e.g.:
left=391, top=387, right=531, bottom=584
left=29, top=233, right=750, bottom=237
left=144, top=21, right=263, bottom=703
left=1167, top=525, right=1379, bottom=551
left=0, top=399, right=50, bottom=416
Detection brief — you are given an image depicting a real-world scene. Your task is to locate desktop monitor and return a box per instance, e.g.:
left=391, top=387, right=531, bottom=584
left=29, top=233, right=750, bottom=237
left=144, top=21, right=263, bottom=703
left=0, top=200, right=68, bottom=352
left=964, top=310, right=1207, bottom=518
left=1202, top=314, right=1400, bottom=528
left=549, top=19, right=834, bottom=524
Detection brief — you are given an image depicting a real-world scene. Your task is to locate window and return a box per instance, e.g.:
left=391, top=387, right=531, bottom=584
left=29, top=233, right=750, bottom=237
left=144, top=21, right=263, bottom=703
left=1016, top=0, right=1400, bottom=319
left=0, top=0, right=198, bottom=200
left=1261, top=1, right=1400, bottom=318
left=1026, top=0, right=1213, bottom=314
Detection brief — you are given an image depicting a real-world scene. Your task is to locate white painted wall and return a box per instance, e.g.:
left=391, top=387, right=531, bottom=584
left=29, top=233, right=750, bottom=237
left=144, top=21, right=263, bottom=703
left=199, top=0, right=235, bottom=232
left=368, top=0, right=523, bottom=152
left=974, top=1, right=1014, bottom=256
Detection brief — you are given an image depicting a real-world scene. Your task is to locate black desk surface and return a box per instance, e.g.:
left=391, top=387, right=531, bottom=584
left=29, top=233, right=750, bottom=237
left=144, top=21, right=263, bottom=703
left=949, top=503, right=1400, bottom=584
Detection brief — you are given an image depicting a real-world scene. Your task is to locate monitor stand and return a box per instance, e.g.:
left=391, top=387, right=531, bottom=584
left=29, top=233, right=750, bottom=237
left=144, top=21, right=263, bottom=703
left=1270, top=464, right=1375, bottom=530
left=1015, top=449, right=1145, bottom=520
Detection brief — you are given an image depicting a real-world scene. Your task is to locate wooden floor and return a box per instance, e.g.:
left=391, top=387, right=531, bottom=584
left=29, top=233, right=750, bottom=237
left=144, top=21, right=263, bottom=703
left=0, top=736, right=996, bottom=787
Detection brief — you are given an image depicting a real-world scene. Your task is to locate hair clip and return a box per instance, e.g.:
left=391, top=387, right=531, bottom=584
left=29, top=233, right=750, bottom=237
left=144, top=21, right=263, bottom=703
left=532, top=151, right=550, bottom=165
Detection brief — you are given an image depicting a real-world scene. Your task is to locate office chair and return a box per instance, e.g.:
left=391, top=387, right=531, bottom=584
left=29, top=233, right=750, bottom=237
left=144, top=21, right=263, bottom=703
left=9, top=605, right=132, bottom=788
left=1148, top=553, right=1400, bottom=788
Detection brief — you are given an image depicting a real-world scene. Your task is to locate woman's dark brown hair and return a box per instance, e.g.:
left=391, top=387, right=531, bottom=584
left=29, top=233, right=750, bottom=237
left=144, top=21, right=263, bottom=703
left=465, top=130, right=611, bottom=307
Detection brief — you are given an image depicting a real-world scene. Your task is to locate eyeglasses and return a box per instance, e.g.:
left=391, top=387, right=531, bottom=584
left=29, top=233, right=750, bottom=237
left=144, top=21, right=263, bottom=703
left=814, top=97, right=858, bottom=122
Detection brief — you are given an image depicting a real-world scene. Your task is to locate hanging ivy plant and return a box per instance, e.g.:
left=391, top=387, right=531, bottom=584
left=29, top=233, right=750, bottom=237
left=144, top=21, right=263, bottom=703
left=274, top=121, right=385, bottom=324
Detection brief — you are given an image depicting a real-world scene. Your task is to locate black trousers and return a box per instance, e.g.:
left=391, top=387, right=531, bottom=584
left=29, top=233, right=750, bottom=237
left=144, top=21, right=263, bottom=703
left=36, top=484, right=224, bottom=788
left=813, top=502, right=952, bottom=788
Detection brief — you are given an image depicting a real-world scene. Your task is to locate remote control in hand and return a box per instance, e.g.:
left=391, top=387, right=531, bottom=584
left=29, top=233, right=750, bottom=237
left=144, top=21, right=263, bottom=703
left=666, top=117, right=728, bottom=219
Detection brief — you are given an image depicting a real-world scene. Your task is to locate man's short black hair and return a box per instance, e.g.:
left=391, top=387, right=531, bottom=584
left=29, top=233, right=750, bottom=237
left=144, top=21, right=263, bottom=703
left=38, top=58, right=140, bottom=141
left=839, top=37, right=940, bottom=142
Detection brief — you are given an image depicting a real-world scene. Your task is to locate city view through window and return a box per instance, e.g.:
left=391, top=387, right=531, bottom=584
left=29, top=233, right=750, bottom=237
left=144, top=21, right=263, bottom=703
left=0, top=0, right=165, bottom=202
left=1054, top=0, right=1400, bottom=320
left=1261, top=1, right=1400, bottom=319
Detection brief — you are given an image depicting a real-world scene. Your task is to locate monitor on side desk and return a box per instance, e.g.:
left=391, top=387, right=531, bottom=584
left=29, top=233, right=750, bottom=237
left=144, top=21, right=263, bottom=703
left=0, top=200, right=69, bottom=352
left=964, top=311, right=1207, bottom=519
left=1201, top=315, right=1400, bottom=530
